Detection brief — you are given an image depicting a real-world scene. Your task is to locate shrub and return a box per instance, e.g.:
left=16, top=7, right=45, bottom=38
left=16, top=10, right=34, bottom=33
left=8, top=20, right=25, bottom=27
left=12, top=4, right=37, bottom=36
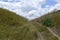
left=43, top=18, right=54, bottom=27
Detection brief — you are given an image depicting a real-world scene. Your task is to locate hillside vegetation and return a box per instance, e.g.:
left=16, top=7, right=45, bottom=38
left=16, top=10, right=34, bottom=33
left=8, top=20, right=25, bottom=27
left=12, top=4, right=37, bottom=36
left=0, top=8, right=60, bottom=40
left=31, top=10, right=60, bottom=40
left=0, top=8, right=37, bottom=40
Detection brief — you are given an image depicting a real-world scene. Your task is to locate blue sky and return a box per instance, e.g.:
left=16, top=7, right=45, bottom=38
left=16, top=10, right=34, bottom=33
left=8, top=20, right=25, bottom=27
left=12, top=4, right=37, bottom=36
left=41, top=0, right=57, bottom=8
left=0, top=0, right=60, bottom=20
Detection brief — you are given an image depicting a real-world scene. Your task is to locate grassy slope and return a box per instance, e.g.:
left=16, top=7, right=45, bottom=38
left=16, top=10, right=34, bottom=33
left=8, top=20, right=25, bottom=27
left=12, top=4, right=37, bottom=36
left=31, top=10, right=60, bottom=40
left=0, top=8, right=37, bottom=40
left=32, top=10, right=60, bottom=25
left=31, top=21, right=58, bottom=40
left=0, top=8, right=60, bottom=40
left=0, top=8, right=28, bottom=26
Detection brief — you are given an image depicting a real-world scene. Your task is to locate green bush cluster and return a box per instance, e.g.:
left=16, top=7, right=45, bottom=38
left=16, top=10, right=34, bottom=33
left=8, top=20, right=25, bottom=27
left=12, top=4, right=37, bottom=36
left=43, top=18, right=54, bottom=27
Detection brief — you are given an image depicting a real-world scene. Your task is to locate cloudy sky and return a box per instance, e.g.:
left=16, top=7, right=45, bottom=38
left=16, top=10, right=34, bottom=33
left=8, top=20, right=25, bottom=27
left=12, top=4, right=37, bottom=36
left=0, top=0, right=60, bottom=20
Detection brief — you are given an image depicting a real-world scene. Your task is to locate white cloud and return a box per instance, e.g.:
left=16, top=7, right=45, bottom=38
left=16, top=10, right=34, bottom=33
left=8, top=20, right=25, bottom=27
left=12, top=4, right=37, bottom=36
left=0, top=0, right=60, bottom=20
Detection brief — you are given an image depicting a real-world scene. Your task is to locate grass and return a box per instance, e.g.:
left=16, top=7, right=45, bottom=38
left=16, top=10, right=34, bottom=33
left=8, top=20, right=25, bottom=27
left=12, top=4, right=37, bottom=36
left=30, top=21, right=59, bottom=40
left=31, top=10, right=60, bottom=40
left=41, top=29, right=59, bottom=40
left=0, top=8, right=28, bottom=26
left=0, top=8, right=60, bottom=40
left=40, top=10, right=60, bottom=36
left=0, top=8, right=37, bottom=40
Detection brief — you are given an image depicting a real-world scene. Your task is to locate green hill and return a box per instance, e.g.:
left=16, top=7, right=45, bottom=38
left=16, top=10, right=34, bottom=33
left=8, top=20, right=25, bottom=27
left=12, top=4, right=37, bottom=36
left=31, top=10, right=60, bottom=40
left=0, top=8, right=37, bottom=40
left=0, top=8, right=28, bottom=26
left=0, top=8, right=60, bottom=40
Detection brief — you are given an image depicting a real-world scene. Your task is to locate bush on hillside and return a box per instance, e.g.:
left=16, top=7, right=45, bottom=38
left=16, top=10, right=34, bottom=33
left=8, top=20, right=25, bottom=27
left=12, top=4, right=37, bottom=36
left=43, top=18, right=54, bottom=27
